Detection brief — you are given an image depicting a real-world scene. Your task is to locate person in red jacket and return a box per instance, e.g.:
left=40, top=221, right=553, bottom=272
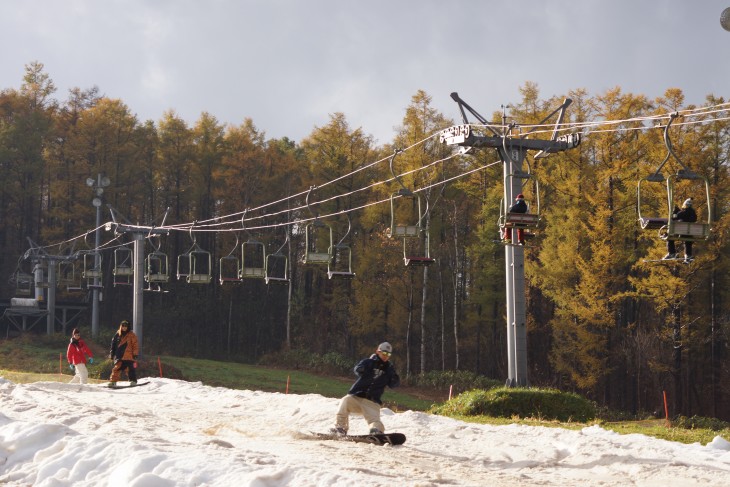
left=67, top=328, right=94, bottom=384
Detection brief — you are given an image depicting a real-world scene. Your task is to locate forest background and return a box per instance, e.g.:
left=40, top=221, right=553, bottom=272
left=1, top=62, right=729, bottom=421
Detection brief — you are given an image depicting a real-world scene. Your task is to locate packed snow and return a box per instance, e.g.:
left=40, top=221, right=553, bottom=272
left=1, top=377, right=730, bottom=486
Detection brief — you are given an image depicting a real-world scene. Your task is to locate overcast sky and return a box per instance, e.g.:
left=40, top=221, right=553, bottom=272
left=1, top=1, right=729, bottom=145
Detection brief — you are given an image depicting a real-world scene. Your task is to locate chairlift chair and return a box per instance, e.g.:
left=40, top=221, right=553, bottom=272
left=328, top=217, right=356, bottom=279
left=62, top=258, right=85, bottom=292
left=403, top=231, right=436, bottom=267
left=265, top=252, right=289, bottom=284
left=499, top=170, right=540, bottom=233
left=241, top=239, right=266, bottom=279
left=219, top=255, right=241, bottom=284
left=328, top=243, right=356, bottom=279
left=386, top=149, right=424, bottom=239
left=303, top=220, right=333, bottom=265
left=216, top=235, right=241, bottom=284
left=57, top=260, right=76, bottom=288
left=14, top=271, right=33, bottom=297
left=146, top=251, right=170, bottom=283
left=112, top=247, right=133, bottom=286
left=388, top=189, right=424, bottom=238
left=660, top=171, right=712, bottom=242
left=177, top=227, right=213, bottom=284
left=82, top=252, right=102, bottom=284
left=637, top=113, right=712, bottom=241
left=186, top=248, right=213, bottom=284
left=113, top=247, right=134, bottom=276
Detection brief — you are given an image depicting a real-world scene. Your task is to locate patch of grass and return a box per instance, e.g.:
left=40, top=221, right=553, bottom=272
left=159, top=355, right=432, bottom=411
left=431, top=387, right=595, bottom=422
left=0, top=334, right=431, bottom=411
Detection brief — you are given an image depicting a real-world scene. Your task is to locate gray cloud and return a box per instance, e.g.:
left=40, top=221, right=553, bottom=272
left=2, top=0, right=728, bottom=144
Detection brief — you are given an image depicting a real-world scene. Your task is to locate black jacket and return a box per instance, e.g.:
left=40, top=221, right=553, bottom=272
left=509, top=199, right=528, bottom=213
left=673, top=206, right=697, bottom=223
left=348, top=354, right=400, bottom=405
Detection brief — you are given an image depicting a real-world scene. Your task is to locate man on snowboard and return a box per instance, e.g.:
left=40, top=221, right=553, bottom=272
left=331, top=342, right=400, bottom=435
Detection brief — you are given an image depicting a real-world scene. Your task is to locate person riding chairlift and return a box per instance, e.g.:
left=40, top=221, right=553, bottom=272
left=502, top=194, right=528, bottom=245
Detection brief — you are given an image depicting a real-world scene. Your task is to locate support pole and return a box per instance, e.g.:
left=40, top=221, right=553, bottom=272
left=501, top=146, right=529, bottom=387
left=47, top=258, right=57, bottom=335
left=133, top=233, right=145, bottom=354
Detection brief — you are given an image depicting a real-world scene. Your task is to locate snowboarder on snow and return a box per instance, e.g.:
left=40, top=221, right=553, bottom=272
left=331, top=341, right=400, bottom=435
left=108, top=319, right=139, bottom=387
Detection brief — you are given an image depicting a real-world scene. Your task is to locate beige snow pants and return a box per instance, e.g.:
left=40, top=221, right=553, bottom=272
left=335, top=394, right=384, bottom=433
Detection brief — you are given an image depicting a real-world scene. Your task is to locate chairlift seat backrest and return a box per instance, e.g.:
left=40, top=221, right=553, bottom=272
left=390, top=225, right=421, bottom=238
left=667, top=221, right=710, bottom=240
left=114, top=265, right=133, bottom=276
left=241, top=267, right=266, bottom=278
left=504, top=213, right=539, bottom=228
left=303, top=252, right=332, bottom=264
left=10, top=297, right=39, bottom=309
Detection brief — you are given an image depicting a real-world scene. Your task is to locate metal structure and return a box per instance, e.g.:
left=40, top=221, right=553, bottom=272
left=327, top=215, right=356, bottom=279
left=443, top=92, right=581, bottom=387
left=14, top=239, right=87, bottom=334
left=303, top=186, right=334, bottom=265
left=387, top=150, right=436, bottom=266
left=108, top=206, right=170, bottom=353
left=86, top=174, right=110, bottom=339
left=637, top=112, right=712, bottom=243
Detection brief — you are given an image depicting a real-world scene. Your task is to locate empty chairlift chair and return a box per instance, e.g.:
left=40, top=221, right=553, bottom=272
left=113, top=246, right=134, bottom=286
left=145, top=250, right=170, bottom=291
left=387, top=149, right=435, bottom=267
left=13, top=271, right=33, bottom=297
left=303, top=220, right=333, bottom=265
left=240, top=239, right=266, bottom=279
left=219, top=237, right=242, bottom=284
left=265, top=233, right=289, bottom=285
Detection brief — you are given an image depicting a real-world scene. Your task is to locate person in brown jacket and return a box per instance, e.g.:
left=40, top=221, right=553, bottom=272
left=108, top=319, right=139, bottom=387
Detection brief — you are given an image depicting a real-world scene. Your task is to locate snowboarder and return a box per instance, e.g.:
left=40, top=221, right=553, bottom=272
left=108, top=319, right=139, bottom=387
left=331, top=342, right=400, bottom=435
left=67, top=328, right=94, bottom=384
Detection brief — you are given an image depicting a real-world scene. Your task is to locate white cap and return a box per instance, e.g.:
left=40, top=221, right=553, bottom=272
left=377, top=342, right=392, bottom=353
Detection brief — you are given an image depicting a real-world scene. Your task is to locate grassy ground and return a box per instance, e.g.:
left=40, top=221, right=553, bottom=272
left=2, top=333, right=727, bottom=445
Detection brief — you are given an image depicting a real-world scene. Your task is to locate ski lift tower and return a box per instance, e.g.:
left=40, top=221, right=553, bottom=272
left=442, top=93, right=581, bottom=387
left=107, top=207, right=170, bottom=355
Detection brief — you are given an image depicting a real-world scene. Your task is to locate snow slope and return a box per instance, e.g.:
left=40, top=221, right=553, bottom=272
left=1, top=377, right=729, bottom=486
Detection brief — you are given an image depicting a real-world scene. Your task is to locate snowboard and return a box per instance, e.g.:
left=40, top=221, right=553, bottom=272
left=312, top=431, right=406, bottom=446
left=107, top=381, right=150, bottom=389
